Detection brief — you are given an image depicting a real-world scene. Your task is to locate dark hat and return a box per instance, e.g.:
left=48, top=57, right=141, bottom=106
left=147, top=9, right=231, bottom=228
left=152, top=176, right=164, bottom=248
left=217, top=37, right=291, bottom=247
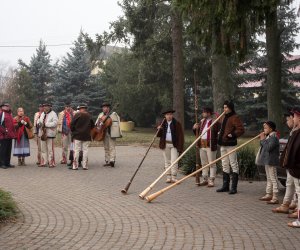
left=291, top=107, right=300, bottom=116
left=64, top=101, right=71, bottom=107
left=78, top=103, right=88, bottom=109
left=43, top=103, right=52, bottom=107
left=283, top=110, right=294, bottom=117
left=223, top=100, right=235, bottom=111
left=264, top=120, right=276, bottom=131
left=101, top=102, right=111, bottom=107
left=202, top=107, right=213, bottom=114
left=161, top=108, right=176, bottom=115
left=38, top=104, right=43, bottom=107
left=1, top=102, right=10, bottom=107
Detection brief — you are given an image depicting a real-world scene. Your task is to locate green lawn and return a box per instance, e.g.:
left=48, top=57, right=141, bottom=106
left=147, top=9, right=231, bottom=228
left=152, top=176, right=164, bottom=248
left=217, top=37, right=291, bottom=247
left=0, top=189, right=18, bottom=223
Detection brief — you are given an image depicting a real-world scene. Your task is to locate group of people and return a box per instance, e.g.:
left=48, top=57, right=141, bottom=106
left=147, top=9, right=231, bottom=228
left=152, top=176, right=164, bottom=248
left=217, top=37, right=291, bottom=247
left=157, top=101, right=300, bottom=228
left=0, top=101, right=121, bottom=170
left=1, top=99, right=300, bottom=228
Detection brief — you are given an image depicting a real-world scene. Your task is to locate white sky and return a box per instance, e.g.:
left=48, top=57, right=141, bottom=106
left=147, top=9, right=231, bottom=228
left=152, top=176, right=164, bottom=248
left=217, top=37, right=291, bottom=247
left=0, top=0, right=123, bottom=67
left=0, top=0, right=300, bottom=69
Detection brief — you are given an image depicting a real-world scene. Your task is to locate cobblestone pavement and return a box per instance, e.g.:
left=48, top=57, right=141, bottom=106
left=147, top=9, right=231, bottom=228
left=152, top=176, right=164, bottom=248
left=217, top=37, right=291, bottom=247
left=0, top=144, right=299, bottom=250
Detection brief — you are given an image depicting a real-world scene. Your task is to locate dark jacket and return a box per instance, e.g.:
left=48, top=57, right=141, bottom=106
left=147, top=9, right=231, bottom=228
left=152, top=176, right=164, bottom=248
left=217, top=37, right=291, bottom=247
left=71, top=112, right=94, bottom=141
left=0, top=111, right=16, bottom=140
left=193, top=118, right=220, bottom=151
left=280, top=128, right=300, bottom=178
left=157, top=118, right=184, bottom=153
left=218, top=112, right=245, bottom=146
left=258, top=132, right=280, bottom=166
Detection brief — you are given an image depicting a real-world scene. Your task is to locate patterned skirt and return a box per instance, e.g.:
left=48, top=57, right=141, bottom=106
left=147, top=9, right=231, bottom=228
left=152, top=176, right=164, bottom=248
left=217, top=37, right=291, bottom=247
left=13, top=134, right=30, bottom=157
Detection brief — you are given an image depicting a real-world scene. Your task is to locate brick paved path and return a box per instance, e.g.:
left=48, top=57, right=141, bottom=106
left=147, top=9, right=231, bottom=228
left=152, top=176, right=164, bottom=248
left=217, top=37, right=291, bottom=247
left=0, top=144, right=299, bottom=249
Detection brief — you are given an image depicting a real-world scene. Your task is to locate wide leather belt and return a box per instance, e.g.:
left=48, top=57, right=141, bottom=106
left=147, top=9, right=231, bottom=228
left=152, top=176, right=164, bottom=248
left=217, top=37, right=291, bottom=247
left=166, top=140, right=173, bottom=144
left=200, top=139, right=209, bottom=148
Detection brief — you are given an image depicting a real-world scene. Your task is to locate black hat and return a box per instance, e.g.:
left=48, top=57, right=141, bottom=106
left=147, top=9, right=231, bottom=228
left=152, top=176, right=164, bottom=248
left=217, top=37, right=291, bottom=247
left=223, top=100, right=235, bottom=112
left=283, top=110, right=294, bottom=117
left=1, top=102, right=10, bottom=107
left=264, top=120, right=276, bottom=131
left=78, top=103, right=88, bottom=109
left=64, top=101, right=71, bottom=107
left=43, top=103, right=52, bottom=107
left=202, top=107, right=213, bottom=114
left=291, top=107, right=300, bottom=116
left=101, top=102, right=111, bottom=107
left=161, top=108, right=176, bottom=115
left=38, top=104, right=43, bottom=107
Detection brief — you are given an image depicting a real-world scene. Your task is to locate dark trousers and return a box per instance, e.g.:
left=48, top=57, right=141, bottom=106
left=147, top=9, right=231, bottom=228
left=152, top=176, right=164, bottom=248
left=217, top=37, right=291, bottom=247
left=0, top=139, right=12, bottom=166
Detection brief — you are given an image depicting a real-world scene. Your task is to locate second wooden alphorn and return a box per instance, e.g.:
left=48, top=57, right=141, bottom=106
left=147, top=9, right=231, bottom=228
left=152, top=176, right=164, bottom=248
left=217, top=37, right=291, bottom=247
left=145, top=134, right=260, bottom=202
left=138, top=111, right=225, bottom=199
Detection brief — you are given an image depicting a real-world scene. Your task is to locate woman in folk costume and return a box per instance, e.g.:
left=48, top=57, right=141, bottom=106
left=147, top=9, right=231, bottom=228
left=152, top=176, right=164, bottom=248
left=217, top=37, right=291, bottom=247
left=13, top=107, right=33, bottom=166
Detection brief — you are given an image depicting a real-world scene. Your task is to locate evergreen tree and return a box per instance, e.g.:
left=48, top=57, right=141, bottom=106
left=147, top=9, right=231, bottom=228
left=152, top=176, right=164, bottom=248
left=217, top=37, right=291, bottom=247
left=53, top=33, right=105, bottom=117
left=28, top=40, right=54, bottom=106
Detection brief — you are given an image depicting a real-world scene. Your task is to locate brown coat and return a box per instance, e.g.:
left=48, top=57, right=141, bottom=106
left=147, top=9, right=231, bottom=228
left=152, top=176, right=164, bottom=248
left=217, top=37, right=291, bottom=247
left=280, top=128, right=300, bottom=178
left=193, top=118, right=220, bottom=151
left=71, top=112, right=94, bottom=141
left=218, top=112, right=244, bottom=146
left=157, top=118, right=184, bottom=153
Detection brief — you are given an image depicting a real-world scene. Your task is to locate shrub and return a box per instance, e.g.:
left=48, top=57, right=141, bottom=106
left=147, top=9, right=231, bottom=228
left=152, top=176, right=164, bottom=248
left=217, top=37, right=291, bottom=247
left=0, top=188, right=18, bottom=221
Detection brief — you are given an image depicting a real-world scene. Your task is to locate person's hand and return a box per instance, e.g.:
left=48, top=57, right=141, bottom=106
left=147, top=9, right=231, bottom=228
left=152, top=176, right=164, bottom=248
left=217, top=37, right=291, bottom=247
left=21, top=120, right=27, bottom=126
left=227, top=133, right=233, bottom=138
left=260, top=132, right=266, bottom=140
left=157, top=125, right=162, bottom=130
left=193, top=123, right=199, bottom=130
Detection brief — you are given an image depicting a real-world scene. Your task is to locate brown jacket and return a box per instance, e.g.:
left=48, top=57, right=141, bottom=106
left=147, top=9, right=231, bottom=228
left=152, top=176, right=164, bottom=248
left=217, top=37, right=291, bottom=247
left=71, top=112, right=94, bottom=141
left=193, top=118, right=220, bottom=151
left=218, top=112, right=244, bottom=146
left=280, top=128, right=300, bottom=178
left=157, top=118, right=184, bottom=153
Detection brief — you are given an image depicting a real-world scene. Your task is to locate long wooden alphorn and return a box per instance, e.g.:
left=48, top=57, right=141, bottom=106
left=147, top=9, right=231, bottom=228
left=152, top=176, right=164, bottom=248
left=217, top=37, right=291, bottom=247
left=145, top=134, right=260, bottom=202
left=121, top=118, right=166, bottom=194
left=138, top=111, right=225, bottom=199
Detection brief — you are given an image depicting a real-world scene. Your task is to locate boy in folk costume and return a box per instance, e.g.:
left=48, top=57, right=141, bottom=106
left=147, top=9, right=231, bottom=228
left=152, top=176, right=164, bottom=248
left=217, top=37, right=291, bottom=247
left=272, top=111, right=298, bottom=214
left=157, top=108, right=184, bottom=183
left=58, top=102, right=74, bottom=164
left=37, top=103, right=58, bottom=168
left=257, top=121, right=280, bottom=204
left=0, top=103, right=16, bottom=169
left=70, top=104, right=94, bottom=170
left=33, top=104, right=44, bottom=165
left=193, top=107, right=220, bottom=187
left=216, top=100, right=245, bottom=194
left=280, top=107, right=300, bottom=228
left=96, top=102, right=122, bottom=167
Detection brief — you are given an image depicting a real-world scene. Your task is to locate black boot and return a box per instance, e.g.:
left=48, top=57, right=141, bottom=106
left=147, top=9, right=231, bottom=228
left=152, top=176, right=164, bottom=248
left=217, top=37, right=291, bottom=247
left=67, top=151, right=74, bottom=167
left=78, top=151, right=83, bottom=168
left=216, top=172, right=230, bottom=192
left=229, top=172, right=239, bottom=194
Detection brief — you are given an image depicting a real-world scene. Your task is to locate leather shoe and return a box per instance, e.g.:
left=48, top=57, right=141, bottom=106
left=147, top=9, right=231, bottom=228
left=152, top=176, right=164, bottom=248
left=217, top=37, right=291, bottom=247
left=110, top=161, right=115, bottom=167
left=5, top=164, right=15, bottom=168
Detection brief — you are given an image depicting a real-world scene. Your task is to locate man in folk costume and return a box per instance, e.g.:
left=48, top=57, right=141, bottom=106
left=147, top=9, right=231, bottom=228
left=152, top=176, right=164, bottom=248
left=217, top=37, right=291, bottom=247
left=58, top=101, right=74, bottom=164
left=0, top=103, right=16, bottom=169
left=193, top=107, right=220, bottom=187
left=157, top=108, right=184, bottom=183
left=37, top=103, right=58, bottom=168
left=70, top=104, right=94, bottom=170
left=96, top=102, right=122, bottom=167
left=33, top=104, right=44, bottom=165
left=280, top=107, right=300, bottom=228
left=216, top=100, right=245, bottom=194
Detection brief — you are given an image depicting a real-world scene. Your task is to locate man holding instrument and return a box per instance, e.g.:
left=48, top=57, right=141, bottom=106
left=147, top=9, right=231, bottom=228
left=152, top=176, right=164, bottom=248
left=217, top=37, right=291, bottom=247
left=216, top=100, right=244, bottom=194
left=193, top=107, right=219, bottom=187
left=157, top=108, right=184, bottom=183
left=96, top=102, right=121, bottom=167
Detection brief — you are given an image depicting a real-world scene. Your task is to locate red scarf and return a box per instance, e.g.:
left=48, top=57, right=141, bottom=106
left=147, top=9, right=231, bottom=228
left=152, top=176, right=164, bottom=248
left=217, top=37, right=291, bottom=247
left=65, top=111, right=72, bottom=128
left=14, top=116, right=28, bottom=143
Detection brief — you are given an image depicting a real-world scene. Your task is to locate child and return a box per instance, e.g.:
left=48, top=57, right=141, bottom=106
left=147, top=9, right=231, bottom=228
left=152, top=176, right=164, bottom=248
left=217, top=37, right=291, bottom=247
left=258, top=121, right=280, bottom=204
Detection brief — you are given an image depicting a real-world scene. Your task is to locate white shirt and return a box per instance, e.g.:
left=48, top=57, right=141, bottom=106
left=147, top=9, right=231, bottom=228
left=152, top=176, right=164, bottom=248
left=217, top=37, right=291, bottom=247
left=201, top=118, right=212, bottom=140
left=165, top=121, right=172, bottom=142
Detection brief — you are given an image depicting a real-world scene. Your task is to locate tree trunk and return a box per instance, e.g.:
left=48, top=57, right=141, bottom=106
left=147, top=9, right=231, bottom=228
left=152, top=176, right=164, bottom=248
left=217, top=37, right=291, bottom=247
left=211, top=23, right=234, bottom=114
left=171, top=8, right=184, bottom=129
left=265, top=7, right=283, bottom=134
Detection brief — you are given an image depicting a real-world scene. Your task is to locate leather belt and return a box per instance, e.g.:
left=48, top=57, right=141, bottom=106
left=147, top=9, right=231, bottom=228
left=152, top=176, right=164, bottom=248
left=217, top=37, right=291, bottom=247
left=166, top=140, right=173, bottom=144
left=200, top=139, right=209, bottom=148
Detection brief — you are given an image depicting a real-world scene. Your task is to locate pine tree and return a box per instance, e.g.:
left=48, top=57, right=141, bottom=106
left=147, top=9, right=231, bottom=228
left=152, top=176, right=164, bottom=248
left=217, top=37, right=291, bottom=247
left=53, top=32, right=105, bottom=117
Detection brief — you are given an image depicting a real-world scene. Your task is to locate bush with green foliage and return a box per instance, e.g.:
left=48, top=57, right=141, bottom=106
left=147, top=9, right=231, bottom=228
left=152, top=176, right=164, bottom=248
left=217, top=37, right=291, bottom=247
left=0, top=189, right=18, bottom=221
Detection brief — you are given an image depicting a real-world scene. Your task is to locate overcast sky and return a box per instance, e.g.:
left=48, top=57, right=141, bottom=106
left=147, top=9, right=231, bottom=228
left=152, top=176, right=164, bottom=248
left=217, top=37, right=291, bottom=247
left=1, top=0, right=300, bottom=69
left=0, top=0, right=123, bottom=68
